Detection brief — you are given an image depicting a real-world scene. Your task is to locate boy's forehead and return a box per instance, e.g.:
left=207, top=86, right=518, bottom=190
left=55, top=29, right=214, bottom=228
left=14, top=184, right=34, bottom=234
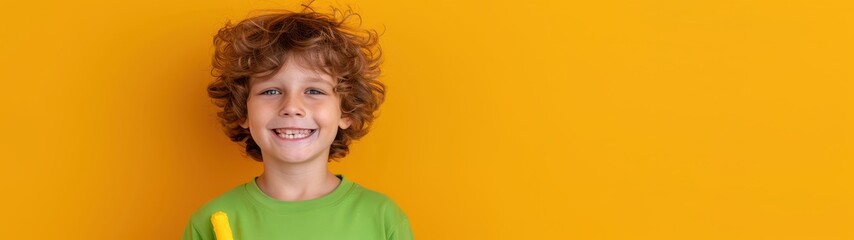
left=249, top=74, right=335, bottom=86
left=249, top=56, right=336, bottom=86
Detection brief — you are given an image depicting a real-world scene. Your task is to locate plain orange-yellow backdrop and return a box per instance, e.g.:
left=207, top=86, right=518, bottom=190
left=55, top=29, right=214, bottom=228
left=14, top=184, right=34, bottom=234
left=1, top=0, right=852, bottom=239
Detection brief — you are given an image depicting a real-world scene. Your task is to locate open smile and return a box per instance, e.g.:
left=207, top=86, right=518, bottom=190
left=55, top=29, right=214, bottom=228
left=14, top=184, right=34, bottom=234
left=271, top=128, right=317, bottom=141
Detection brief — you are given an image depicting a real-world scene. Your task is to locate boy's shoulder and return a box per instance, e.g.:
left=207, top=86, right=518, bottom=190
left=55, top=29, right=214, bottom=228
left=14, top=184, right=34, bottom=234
left=353, top=182, right=409, bottom=225
left=186, top=180, right=249, bottom=226
left=353, top=181, right=397, bottom=204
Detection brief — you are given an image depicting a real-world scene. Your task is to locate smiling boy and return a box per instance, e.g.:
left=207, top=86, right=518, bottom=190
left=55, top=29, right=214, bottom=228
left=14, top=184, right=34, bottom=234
left=182, top=4, right=413, bottom=240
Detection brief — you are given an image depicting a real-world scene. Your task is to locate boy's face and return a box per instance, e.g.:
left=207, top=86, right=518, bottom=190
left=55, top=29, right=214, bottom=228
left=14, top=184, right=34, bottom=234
left=241, top=54, right=351, bottom=164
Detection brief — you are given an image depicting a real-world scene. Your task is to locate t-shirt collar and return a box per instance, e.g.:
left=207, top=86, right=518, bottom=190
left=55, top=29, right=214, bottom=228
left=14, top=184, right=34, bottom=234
left=243, top=174, right=355, bottom=213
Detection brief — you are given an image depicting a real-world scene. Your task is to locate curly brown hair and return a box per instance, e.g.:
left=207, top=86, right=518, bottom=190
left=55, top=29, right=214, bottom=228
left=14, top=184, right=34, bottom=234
left=207, top=3, right=385, bottom=162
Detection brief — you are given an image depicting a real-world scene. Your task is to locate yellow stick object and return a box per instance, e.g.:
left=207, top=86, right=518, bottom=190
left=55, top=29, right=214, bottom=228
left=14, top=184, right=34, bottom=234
left=211, top=211, right=234, bottom=240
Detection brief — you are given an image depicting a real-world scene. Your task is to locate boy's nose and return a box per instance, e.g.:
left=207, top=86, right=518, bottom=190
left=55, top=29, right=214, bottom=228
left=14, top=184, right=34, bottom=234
left=279, top=94, right=305, bottom=117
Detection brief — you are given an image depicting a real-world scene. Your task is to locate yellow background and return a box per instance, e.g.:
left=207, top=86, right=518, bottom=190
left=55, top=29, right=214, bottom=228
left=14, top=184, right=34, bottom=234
left=1, top=0, right=851, bottom=239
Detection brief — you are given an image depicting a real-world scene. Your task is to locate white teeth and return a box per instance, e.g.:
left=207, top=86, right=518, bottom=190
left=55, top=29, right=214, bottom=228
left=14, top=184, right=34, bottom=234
left=274, top=129, right=314, bottom=139
left=285, top=129, right=311, bottom=135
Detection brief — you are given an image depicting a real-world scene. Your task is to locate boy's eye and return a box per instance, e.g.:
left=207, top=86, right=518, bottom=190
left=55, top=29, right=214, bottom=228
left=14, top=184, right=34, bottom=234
left=306, top=89, right=325, bottom=95
left=260, top=89, right=280, bottom=95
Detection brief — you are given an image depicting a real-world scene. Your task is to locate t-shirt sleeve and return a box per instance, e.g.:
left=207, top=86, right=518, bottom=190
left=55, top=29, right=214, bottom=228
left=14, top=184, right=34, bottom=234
left=384, top=199, right=414, bottom=240
left=388, top=217, right=414, bottom=240
left=182, top=219, right=204, bottom=240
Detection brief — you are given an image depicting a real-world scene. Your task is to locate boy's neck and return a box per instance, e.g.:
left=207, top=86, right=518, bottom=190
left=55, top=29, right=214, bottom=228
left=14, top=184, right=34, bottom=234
left=256, top=163, right=341, bottom=202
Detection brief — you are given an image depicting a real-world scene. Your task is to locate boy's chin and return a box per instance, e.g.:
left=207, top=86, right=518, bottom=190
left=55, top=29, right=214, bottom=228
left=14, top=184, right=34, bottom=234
left=263, top=152, right=325, bottom=165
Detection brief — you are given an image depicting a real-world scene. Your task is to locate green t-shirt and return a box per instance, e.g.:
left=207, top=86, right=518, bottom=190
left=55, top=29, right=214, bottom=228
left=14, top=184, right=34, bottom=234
left=182, top=174, right=413, bottom=240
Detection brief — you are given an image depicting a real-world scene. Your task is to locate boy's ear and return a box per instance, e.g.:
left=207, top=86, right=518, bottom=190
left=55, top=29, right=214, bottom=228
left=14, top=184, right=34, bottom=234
left=240, top=118, right=248, bottom=129
left=339, top=116, right=352, bottom=130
